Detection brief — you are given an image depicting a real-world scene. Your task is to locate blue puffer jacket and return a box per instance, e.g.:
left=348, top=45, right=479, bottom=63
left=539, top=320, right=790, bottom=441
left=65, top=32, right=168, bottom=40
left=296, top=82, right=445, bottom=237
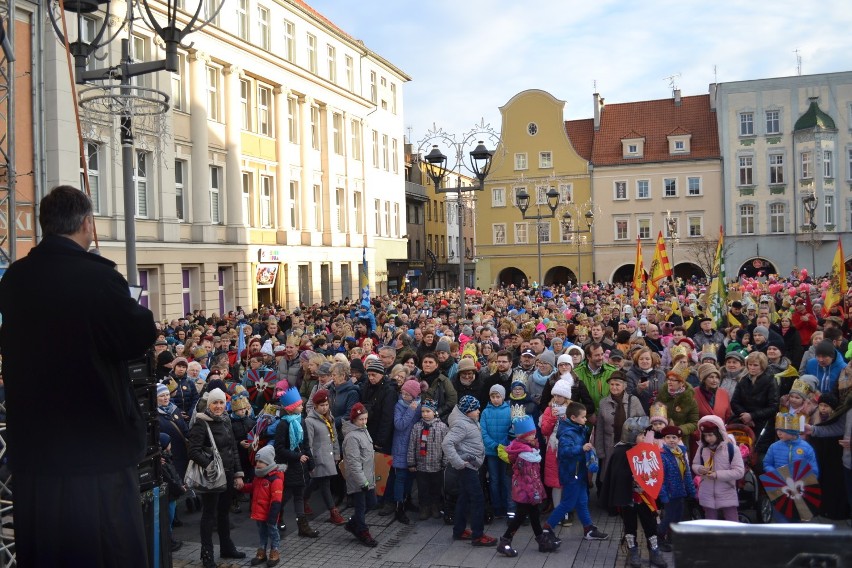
left=763, top=437, right=819, bottom=478
left=391, top=398, right=421, bottom=468
left=480, top=402, right=511, bottom=456
left=556, top=417, right=588, bottom=485
left=803, top=353, right=846, bottom=395
left=659, top=444, right=696, bottom=503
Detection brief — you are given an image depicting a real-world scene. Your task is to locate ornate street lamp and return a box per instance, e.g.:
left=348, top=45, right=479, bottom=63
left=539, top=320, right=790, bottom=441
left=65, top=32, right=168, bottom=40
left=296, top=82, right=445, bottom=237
left=561, top=208, right=595, bottom=285
left=516, top=186, right=559, bottom=286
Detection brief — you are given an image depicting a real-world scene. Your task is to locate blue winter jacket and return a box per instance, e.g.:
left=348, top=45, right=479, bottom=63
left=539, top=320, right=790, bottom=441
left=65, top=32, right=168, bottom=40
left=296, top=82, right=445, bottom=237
left=480, top=402, right=511, bottom=456
left=763, top=437, right=819, bottom=478
left=391, top=398, right=421, bottom=468
left=659, top=444, right=697, bottom=503
left=804, top=353, right=846, bottom=395
left=556, top=417, right=588, bottom=485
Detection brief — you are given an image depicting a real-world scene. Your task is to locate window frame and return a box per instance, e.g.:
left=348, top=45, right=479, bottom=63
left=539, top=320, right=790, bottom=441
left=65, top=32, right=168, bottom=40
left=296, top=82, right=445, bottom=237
left=765, top=109, right=780, bottom=135
left=134, top=150, right=149, bottom=218
left=174, top=158, right=186, bottom=221
left=769, top=153, right=785, bottom=185
left=614, top=180, right=628, bottom=200
left=282, top=19, right=295, bottom=62
left=307, top=33, right=318, bottom=73
left=739, top=111, right=754, bottom=136
left=738, top=155, right=754, bottom=186
left=260, top=175, right=273, bottom=228
left=539, top=151, right=553, bottom=169
left=491, top=187, right=506, bottom=207
left=801, top=151, right=813, bottom=179
left=209, top=165, right=222, bottom=224
left=257, top=5, right=270, bottom=50
left=664, top=177, right=677, bottom=197
left=514, top=153, right=528, bottom=170
left=769, top=202, right=786, bottom=234
left=257, top=85, right=271, bottom=136
left=687, top=215, right=703, bottom=237
left=514, top=222, right=528, bottom=244
left=687, top=176, right=701, bottom=196
left=614, top=217, right=629, bottom=241
left=739, top=203, right=755, bottom=235
left=636, top=179, right=650, bottom=200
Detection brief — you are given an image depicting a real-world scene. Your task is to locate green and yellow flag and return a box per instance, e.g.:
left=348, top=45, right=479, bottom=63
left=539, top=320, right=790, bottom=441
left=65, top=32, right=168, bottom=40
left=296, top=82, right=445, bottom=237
left=706, top=226, right=727, bottom=328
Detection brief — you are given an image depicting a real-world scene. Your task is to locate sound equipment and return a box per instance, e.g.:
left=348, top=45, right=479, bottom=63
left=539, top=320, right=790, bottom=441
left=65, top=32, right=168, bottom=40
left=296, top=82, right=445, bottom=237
left=141, top=484, right=172, bottom=568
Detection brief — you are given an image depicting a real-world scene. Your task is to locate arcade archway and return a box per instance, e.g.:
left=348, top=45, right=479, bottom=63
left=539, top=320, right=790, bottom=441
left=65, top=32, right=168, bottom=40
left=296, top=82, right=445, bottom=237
left=738, top=258, right=777, bottom=278
left=544, top=266, right=576, bottom=286
left=611, top=264, right=638, bottom=284
left=673, top=262, right=706, bottom=281
left=497, top=266, right=526, bottom=288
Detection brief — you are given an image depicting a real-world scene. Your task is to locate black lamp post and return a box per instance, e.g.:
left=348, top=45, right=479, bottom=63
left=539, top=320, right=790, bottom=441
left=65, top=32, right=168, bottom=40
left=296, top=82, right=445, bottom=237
left=665, top=209, right=680, bottom=283
left=802, top=193, right=819, bottom=275
left=517, top=186, right=559, bottom=286
left=561, top=209, right=595, bottom=285
left=424, top=141, right=493, bottom=317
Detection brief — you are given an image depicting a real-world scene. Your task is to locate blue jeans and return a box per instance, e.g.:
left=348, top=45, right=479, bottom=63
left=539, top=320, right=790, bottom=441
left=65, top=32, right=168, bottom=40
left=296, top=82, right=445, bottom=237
left=548, top=481, right=591, bottom=529
left=257, top=520, right=280, bottom=550
left=351, top=487, right=377, bottom=532
left=168, top=501, right=176, bottom=535
left=658, top=497, right=684, bottom=535
left=454, top=467, right=485, bottom=539
left=486, top=455, right=512, bottom=516
left=393, top=467, right=415, bottom=503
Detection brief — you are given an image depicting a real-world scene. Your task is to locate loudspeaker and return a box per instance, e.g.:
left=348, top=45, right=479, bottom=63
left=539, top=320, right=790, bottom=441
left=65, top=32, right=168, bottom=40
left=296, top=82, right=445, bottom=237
left=140, top=484, right=172, bottom=568
left=672, top=521, right=852, bottom=567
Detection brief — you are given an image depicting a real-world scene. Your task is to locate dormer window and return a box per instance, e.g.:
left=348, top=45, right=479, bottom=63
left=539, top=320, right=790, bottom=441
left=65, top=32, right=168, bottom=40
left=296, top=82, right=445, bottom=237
left=667, top=129, right=692, bottom=155
left=622, top=132, right=645, bottom=159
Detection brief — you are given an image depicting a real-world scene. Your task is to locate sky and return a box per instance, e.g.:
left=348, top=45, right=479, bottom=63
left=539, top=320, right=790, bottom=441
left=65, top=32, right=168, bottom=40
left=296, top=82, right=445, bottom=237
left=306, top=0, right=852, bottom=154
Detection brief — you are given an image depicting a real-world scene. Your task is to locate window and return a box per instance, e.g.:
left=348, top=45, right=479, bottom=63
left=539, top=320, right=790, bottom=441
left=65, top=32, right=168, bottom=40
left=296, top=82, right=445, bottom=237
left=257, top=6, right=269, bottom=50
left=242, top=172, right=251, bottom=226
left=82, top=142, right=101, bottom=214
left=512, top=186, right=526, bottom=208
left=801, top=151, right=813, bottom=179
left=307, top=34, right=317, bottom=73
left=560, top=221, right=572, bottom=243
left=664, top=178, right=677, bottom=197
left=766, top=110, right=780, bottom=134
left=205, top=65, right=220, bottom=120
left=287, top=98, right=298, bottom=143
left=615, top=219, right=628, bottom=240
left=257, top=86, right=271, bottom=136
left=514, top=222, right=528, bottom=244
left=559, top=183, right=572, bottom=204
left=210, top=165, right=222, bottom=224
left=739, top=112, right=754, bottom=136
left=335, top=188, right=345, bottom=232
left=327, top=45, right=336, bottom=83
left=203, top=0, right=219, bottom=26
left=174, top=159, right=185, bottom=221
left=310, top=106, right=320, bottom=150
left=492, top=187, right=506, bottom=207
left=289, top=181, right=299, bottom=229
left=130, top=35, right=150, bottom=88
left=426, top=201, right=431, bottom=221
left=369, top=71, right=377, bottom=104
left=688, top=216, right=703, bottom=237
left=687, top=177, right=701, bottom=196
left=282, top=19, right=295, bottom=62
left=134, top=151, right=149, bottom=218
left=382, top=135, right=389, bottom=171
left=824, top=150, right=833, bottom=178
left=345, top=55, right=354, bottom=91
left=738, top=156, right=753, bottom=186
left=260, top=176, right=272, bottom=228
left=371, top=130, right=379, bottom=167
left=537, top=221, right=551, bottom=243
left=614, top=181, right=627, bottom=200
left=394, top=202, right=400, bottom=236
left=390, top=83, right=397, bottom=114
left=380, top=76, right=387, bottom=110
left=739, top=204, right=755, bottom=234
left=374, top=199, right=381, bottom=235
left=240, top=79, right=250, bottom=130
left=332, top=113, right=343, bottom=155
left=514, top=153, right=528, bottom=170
left=236, top=0, right=248, bottom=40
left=138, top=269, right=150, bottom=311
left=427, top=234, right=432, bottom=253
left=769, top=154, right=785, bottom=184
left=825, top=194, right=835, bottom=226
left=535, top=186, right=549, bottom=205
left=493, top=224, right=506, bottom=245
left=628, top=144, right=638, bottom=154
left=769, top=202, right=785, bottom=233
left=636, top=179, right=649, bottom=199
left=170, top=53, right=186, bottom=112
left=638, top=218, right=651, bottom=239
left=352, top=191, right=364, bottom=233
left=350, top=119, right=362, bottom=160
left=391, top=138, right=398, bottom=173
left=848, top=149, right=852, bottom=180
left=539, top=151, right=552, bottom=168
left=313, top=184, right=323, bottom=230
left=674, top=140, right=685, bottom=151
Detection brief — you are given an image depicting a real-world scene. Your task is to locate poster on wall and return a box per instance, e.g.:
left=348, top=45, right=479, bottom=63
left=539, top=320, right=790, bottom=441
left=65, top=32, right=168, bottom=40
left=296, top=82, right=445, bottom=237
left=256, top=264, right=279, bottom=289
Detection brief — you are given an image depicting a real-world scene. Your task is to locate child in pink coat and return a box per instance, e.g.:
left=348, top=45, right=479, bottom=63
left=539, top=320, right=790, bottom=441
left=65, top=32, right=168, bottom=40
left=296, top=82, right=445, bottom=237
left=691, top=415, right=744, bottom=521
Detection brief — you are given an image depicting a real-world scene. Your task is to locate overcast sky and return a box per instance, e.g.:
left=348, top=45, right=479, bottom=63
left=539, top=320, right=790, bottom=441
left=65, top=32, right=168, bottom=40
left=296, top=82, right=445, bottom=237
left=307, top=0, right=852, bottom=154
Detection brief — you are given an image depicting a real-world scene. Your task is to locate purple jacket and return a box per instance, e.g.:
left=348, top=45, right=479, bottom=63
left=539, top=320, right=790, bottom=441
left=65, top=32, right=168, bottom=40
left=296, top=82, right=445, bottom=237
left=506, top=438, right=545, bottom=505
left=691, top=415, right=744, bottom=509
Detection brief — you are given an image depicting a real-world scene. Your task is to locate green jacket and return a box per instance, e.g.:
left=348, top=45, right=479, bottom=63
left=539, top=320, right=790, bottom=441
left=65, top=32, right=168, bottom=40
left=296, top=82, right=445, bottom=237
left=656, top=385, right=700, bottom=437
left=574, top=361, right=618, bottom=412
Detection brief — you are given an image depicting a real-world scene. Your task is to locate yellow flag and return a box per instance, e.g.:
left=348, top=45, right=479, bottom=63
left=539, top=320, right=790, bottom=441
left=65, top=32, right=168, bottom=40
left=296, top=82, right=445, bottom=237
left=632, top=236, right=644, bottom=308
left=823, top=239, right=848, bottom=316
left=647, top=232, right=672, bottom=299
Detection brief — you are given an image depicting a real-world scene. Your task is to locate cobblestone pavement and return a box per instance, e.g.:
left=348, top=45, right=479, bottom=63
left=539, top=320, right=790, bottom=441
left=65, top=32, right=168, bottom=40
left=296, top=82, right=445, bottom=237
left=170, top=494, right=676, bottom=568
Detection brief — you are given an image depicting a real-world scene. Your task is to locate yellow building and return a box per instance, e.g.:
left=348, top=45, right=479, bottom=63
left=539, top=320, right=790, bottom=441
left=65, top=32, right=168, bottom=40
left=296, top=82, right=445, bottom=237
left=476, top=90, right=592, bottom=288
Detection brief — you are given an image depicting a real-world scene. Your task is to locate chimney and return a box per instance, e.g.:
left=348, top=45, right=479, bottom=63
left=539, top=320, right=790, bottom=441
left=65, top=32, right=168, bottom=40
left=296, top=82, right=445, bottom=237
left=708, top=83, right=717, bottom=111
left=674, top=89, right=682, bottom=106
left=593, top=93, right=602, bottom=130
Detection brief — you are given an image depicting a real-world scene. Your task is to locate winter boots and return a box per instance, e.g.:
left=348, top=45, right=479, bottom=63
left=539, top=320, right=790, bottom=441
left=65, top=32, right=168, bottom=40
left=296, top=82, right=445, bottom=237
left=648, top=535, right=668, bottom=568
left=357, top=529, right=378, bottom=547
left=625, top=534, right=641, bottom=568
left=328, top=507, right=346, bottom=525
left=266, top=549, right=281, bottom=567
left=658, top=531, right=673, bottom=552
left=536, top=531, right=559, bottom=553
left=377, top=501, right=395, bottom=516
left=297, top=516, right=319, bottom=538
left=395, top=502, right=411, bottom=524
left=200, top=545, right=216, bottom=568
left=220, top=540, right=247, bottom=559
left=497, top=536, right=518, bottom=557
left=251, top=548, right=268, bottom=566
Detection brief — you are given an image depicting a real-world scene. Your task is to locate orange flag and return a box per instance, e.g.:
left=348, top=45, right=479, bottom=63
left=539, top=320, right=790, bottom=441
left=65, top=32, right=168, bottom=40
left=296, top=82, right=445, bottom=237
left=632, top=236, right=644, bottom=308
left=647, top=232, right=672, bottom=299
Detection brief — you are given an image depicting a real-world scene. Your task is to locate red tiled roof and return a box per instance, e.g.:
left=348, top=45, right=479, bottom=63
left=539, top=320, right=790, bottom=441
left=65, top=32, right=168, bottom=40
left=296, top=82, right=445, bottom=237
left=668, top=126, right=691, bottom=136
left=293, top=0, right=356, bottom=43
left=564, top=118, right=594, bottom=161
left=590, top=94, right=720, bottom=166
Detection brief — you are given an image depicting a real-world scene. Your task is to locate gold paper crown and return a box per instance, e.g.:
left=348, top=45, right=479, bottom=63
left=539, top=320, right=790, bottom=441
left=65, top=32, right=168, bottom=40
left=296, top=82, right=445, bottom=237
left=775, top=412, right=805, bottom=433
left=511, top=369, right=529, bottom=386
left=789, top=378, right=814, bottom=398
left=649, top=402, right=669, bottom=423
left=670, top=345, right=688, bottom=361
left=510, top=404, right=528, bottom=421
left=575, top=325, right=589, bottom=336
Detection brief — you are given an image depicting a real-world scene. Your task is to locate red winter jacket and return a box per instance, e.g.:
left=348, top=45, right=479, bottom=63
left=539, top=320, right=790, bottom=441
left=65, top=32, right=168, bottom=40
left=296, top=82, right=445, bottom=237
left=240, top=470, right=284, bottom=522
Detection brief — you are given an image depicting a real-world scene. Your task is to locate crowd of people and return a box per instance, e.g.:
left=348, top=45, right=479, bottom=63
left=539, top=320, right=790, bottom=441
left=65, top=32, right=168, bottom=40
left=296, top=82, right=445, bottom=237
left=151, top=273, right=852, bottom=568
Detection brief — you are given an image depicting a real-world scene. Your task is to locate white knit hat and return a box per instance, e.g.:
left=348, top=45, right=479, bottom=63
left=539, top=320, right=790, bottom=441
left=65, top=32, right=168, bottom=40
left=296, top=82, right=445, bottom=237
left=207, top=388, right=226, bottom=404
left=551, top=379, right=573, bottom=399
left=557, top=353, right=574, bottom=367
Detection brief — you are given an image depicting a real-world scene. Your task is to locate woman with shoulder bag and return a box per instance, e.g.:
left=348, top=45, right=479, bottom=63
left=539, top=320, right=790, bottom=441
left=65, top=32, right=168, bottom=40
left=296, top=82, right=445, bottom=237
left=187, top=388, right=246, bottom=568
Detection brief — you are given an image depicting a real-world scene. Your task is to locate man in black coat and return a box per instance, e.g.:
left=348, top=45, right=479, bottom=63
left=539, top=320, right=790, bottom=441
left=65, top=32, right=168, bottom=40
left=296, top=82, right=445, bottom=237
left=0, top=186, right=157, bottom=567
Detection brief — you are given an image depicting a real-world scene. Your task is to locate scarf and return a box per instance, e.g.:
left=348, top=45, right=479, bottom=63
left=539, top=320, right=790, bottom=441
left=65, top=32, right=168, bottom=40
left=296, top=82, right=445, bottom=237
left=158, top=402, right=178, bottom=416
left=670, top=445, right=687, bottom=478
left=319, top=412, right=335, bottom=445
left=281, top=413, right=304, bottom=450
left=699, top=385, right=716, bottom=409
left=419, top=419, right=433, bottom=457
left=255, top=462, right=278, bottom=478
left=531, top=369, right=551, bottom=387
left=668, top=382, right=686, bottom=396
left=611, top=391, right=627, bottom=443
